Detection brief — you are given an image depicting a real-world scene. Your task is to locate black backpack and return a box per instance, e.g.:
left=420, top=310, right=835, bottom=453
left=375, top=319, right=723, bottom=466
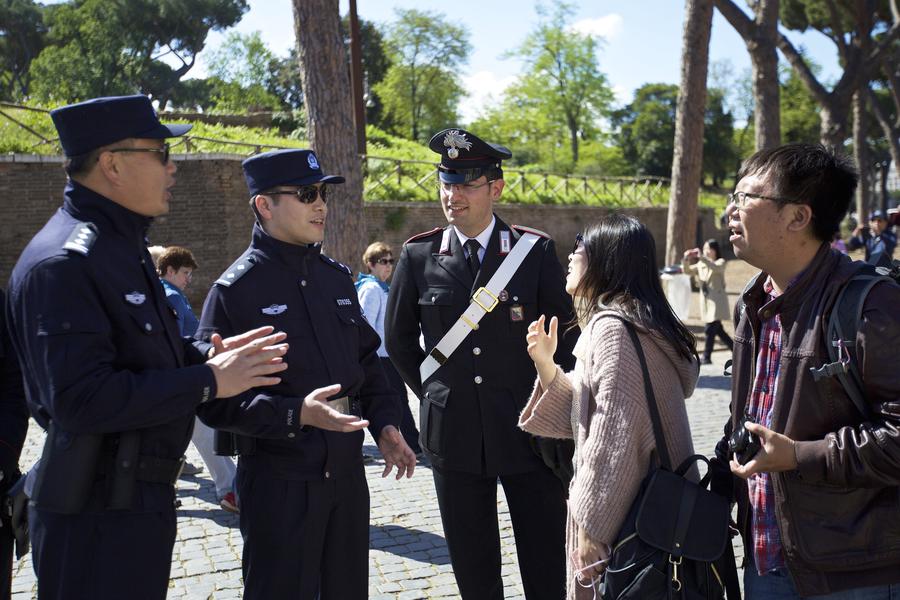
left=809, top=258, right=900, bottom=418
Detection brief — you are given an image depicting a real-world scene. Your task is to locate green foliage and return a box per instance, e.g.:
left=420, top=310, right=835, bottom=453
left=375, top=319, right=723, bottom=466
left=340, top=15, right=391, bottom=127
left=614, top=83, right=678, bottom=177
left=374, top=8, right=469, bottom=142
left=0, top=0, right=47, bottom=100
left=500, top=2, right=615, bottom=165
left=26, top=0, right=248, bottom=104
left=703, top=89, right=737, bottom=187
left=780, top=66, right=821, bottom=143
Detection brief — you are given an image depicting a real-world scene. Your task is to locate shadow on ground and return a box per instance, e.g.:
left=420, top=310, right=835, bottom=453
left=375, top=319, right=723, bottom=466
left=370, top=523, right=452, bottom=565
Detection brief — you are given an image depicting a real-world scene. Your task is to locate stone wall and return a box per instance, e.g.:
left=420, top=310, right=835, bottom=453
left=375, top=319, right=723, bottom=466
left=0, top=154, right=725, bottom=307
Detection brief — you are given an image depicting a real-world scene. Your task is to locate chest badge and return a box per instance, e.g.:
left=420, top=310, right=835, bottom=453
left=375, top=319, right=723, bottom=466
left=124, top=292, right=146, bottom=306
left=510, top=304, right=524, bottom=322
left=498, top=289, right=509, bottom=302
left=261, top=304, right=288, bottom=315
left=336, top=298, right=353, bottom=307
left=499, top=230, right=511, bottom=255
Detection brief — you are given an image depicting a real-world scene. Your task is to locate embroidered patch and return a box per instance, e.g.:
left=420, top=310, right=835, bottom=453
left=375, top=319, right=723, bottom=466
left=125, top=292, right=146, bottom=305
left=335, top=298, right=352, bottom=307
left=261, top=304, right=287, bottom=315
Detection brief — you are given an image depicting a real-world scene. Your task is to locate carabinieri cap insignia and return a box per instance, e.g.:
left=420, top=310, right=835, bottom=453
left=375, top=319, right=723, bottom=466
left=443, top=130, right=472, bottom=159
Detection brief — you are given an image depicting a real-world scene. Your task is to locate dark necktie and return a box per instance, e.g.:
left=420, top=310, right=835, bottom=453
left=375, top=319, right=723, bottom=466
left=464, top=239, right=481, bottom=278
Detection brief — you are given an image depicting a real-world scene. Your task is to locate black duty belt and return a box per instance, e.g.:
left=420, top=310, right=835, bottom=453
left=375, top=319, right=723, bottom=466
left=97, top=454, right=186, bottom=486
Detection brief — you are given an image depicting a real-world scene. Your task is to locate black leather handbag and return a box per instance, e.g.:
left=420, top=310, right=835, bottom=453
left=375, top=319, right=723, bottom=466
left=602, top=320, right=740, bottom=600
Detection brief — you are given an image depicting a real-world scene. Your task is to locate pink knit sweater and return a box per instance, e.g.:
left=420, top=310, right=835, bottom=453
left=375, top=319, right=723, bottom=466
left=519, top=310, right=698, bottom=600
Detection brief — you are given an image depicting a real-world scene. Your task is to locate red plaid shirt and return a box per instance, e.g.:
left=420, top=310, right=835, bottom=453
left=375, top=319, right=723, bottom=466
left=747, top=276, right=785, bottom=574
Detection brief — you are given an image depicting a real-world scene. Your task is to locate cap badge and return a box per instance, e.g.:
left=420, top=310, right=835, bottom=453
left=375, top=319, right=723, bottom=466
left=307, top=153, right=319, bottom=170
left=443, top=130, right=472, bottom=160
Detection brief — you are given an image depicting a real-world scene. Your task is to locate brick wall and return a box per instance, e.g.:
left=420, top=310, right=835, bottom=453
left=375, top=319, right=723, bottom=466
left=0, top=154, right=724, bottom=307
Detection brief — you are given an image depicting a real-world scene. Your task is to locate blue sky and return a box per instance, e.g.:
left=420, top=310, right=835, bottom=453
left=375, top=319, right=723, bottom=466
left=190, top=1, right=841, bottom=122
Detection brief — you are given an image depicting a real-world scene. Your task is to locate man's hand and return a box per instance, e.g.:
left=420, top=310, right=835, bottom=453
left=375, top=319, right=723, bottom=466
left=208, top=325, right=277, bottom=358
left=299, top=384, right=370, bottom=432
left=376, top=425, right=416, bottom=480
left=207, top=332, right=288, bottom=398
left=730, top=421, right=797, bottom=479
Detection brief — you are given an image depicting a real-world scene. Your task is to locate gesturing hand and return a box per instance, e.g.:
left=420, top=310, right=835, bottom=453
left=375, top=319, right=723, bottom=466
left=209, top=326, right=279, bottom=358
left=377, top=425, right=416, bottom=480
left=299, top=384, right=370, bottom=433
left=729, top=421, right=798, bottom=479
left=207, top=332, right=289, bottom=398
left=527, top=314, right=558, bottom=366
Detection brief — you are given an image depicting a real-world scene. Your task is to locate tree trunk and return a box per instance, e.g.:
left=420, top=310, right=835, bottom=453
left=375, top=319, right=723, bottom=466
left=293, top=0, right=367, bottom=271
left=852, top=90, right=871, bottom=222
left=713, top=0, right=780, bottom=150
left=666, top=0, right=713, bottom=267
left=569, top=115, right=579, bottom=164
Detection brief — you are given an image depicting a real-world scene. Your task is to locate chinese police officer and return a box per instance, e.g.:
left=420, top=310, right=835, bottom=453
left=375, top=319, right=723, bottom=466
left=385, top=128, right=578, bottom=599
left=5, top=95, right=289, bottom=600
left=195, top=149, right=416, bottom=599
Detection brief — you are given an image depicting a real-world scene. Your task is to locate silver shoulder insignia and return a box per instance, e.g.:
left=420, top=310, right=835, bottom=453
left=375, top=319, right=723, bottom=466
left=215, top=255, right=256, bottom=287
left=63, top=222, right=98, bottom=256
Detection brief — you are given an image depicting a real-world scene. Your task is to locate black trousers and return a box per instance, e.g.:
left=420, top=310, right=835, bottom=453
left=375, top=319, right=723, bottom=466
left=380, top=357, right=422, bottom=453
left=1, top=520, right=12, bottom=600
left=703, top=320, right=734, bottom=360
left=29, top=506, right=176, bottom=600
left=238, top=463, right=370, bottom=600
left=432, top=464, right=567, bottom=600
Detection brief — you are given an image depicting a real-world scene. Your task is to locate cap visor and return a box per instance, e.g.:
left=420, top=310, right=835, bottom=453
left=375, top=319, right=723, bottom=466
left=438, top=170, right=468, bottom=184
left=137, top=122, right=192, bottom=139
left=282, top=174, right=346, bottom=186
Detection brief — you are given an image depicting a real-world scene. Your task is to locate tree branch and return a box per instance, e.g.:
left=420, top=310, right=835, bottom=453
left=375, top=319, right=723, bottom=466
left=776, top=32, right=832, bottom=105
left=824, top=0, right=850, bottom=58
left=712, top=0, right=756, bottom=40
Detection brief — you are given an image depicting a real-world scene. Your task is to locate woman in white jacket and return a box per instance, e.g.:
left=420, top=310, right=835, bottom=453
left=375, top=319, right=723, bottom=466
left=682, top=239, right=733, bottom=364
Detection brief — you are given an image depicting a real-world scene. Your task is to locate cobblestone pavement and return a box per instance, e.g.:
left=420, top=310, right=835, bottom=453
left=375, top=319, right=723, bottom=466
left=9, top=347, right=741, bottom=600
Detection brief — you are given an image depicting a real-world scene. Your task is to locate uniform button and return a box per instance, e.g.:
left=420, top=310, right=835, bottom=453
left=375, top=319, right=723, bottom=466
left=288, top=432, right=296, bottom=438
left=144, top=323, right=153, bottom=332
left=472, top=347, right=481, bottom=355
left=325, top=471, right=331, bottom=478
left=513, top=296, right=519, bottom=302
left=474, top=376, right=483, bottom=384
left=300, top=279, right=307, bottom=287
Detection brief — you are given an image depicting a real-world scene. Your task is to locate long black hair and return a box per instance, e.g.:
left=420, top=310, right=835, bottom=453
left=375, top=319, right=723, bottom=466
left=704, top=238, right=721, bottom=260
left=572, top=214, right=697, bottom=362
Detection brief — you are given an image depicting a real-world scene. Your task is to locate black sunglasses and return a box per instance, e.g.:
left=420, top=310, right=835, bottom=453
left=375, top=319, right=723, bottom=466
left=268, top=185, right=328, bottom=204
left=572, top=233, right=584, bottom=254
left=107, top=142, right=170, bottom=164
left=375, top=257, right=395, bottom=265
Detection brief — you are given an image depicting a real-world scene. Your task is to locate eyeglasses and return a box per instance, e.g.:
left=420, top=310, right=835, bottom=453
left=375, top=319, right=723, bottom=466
left=376, top=258, right=395, bottom=265
left=107, top=142, right=170, bottom=165
left=572, top=233, right=584, bottom=254
left=727, top=190, right=790, bottom=207
left=268, top=185, right=328, bottom=204
left=438, top=179, right=495, bottom=194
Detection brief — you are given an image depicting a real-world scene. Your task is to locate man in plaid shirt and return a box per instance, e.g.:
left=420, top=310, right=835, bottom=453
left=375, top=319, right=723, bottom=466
left=721, top=143, right=900, bottom=599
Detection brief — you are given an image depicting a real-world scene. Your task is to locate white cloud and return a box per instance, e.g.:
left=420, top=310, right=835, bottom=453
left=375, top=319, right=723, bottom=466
left=459, top=70, right=518, bottom=124
left=612, top=84, right=630, bottom=105
left=570, top=14, right=624, bottom=39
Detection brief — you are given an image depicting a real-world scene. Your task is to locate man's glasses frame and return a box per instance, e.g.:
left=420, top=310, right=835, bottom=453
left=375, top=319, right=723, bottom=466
left=107, top=142, right=171, bottom=165
left=438, top=179, right=495, bottom=194
left=727, top=191, right=790, bottom=207
left=266, top=185, right=328, bottom=204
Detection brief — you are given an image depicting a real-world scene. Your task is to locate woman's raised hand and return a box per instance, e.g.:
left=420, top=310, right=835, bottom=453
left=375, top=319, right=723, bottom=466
left=526, top=315, right=558, bottom=367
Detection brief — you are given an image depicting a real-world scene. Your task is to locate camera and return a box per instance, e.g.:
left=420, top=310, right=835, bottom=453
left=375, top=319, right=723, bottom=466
left=728, top=411, right=761, bottom=465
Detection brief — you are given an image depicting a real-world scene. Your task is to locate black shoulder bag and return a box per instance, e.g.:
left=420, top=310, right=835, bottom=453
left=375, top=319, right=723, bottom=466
left=602, top=320, right=741, bottom=600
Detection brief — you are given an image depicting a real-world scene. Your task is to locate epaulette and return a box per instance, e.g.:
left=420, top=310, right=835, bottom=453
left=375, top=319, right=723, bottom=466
left=511, top=224, right=551, bottom=239
left=215, top=255, right=256, bottom=287
left=62, top=222, right=98, bottom=256
left=404, top=227, right=442, bottom=244
left=320, top=254, right=352, bottom=276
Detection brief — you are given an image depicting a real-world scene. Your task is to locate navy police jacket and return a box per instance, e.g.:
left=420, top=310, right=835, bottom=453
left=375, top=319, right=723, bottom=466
left=6, top=181, right=216, bottom=511
left=195, top=224, right=400, bottom=481
left=385, top=215, right=577, bottom=475
left=0, top=289, right=28, bottom=492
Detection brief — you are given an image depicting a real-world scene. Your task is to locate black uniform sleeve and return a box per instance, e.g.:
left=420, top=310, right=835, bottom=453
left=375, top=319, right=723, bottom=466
left=355, top=307, right=401, bottom=441
left=195, top=284, right=305, bottom=439
left=10, top=257, right=216, bottom=435
left=385, top=243, right=427, bottom=399
left=0, top=290, right=28, bottom=487
left=537, top=238, right=579, bottom=371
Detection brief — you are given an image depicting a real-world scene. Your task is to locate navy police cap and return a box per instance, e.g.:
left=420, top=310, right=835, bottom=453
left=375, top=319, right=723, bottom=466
left=869, top=209, right=887, bottom=221
left=428, top=128, right=512, bottom=184
left=50, top=95, right=191, bottom=157
left=242, top=149, right=346, bottom=197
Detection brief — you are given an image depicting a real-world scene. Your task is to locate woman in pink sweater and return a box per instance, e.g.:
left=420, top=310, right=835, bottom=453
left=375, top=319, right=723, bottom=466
left=519, top=215, right=699, bottom=599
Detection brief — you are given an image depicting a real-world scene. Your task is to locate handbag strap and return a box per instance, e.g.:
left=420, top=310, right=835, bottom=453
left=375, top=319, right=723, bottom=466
left=619, top=317, right=673, bottom=471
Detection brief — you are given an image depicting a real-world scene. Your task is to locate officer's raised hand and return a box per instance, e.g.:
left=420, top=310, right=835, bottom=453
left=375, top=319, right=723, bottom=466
left=208, top=325, right=278, bottom=358
left=300, top=383, right=370, bottom=432
left=207, top=331, right=289, bottom=398
left=377, top=426, right=416, bottom=480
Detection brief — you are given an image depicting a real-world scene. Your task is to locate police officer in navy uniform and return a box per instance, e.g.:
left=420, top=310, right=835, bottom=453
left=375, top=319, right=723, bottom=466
left=195, top=149, right=417, bottom=600
left=5, top=95, right=289, bottom=600
left=385, top=128, right=577, bottom=599
left=0, top=288, right=27, bottom=600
